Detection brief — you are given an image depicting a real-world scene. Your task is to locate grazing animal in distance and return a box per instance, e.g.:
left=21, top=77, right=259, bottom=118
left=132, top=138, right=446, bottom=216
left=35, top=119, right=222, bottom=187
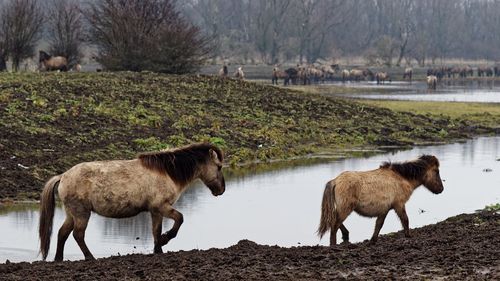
left=39, top=51, right=68, bottom=72
left=341, top=69, right=350, bottom=82
left=234, top=67, right=244, bottom=80
left=318, top=155, right=443, bottom=246
left=272, top=66, right=289, bottom=85
left=403, top=67, right=413, bottom=82
left=219, top=64, right=228, bottom=78
left=39, top=143, right=226, bottom=261
left=375, top=72, right=391, bottom=84
left=427, top=75, right=438, bottom=90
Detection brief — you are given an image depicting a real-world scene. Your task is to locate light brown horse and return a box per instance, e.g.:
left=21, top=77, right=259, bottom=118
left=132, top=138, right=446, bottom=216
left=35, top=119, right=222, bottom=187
left=318, top=155, right=443, bottom=246
left=375, top=72, right=391, bottom=84
left=427, top=75, right=437, bottom=90
left=39, top=143, right=226, bottom=261
left=234, top=67, right=244, bottom=80
left=403, top=67, right=413, bottom=82
left=39, top=51, right=68, bottom=72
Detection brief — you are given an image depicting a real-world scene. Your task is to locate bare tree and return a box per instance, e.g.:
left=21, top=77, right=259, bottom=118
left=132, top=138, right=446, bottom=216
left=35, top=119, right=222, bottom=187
left=46, top=0, right=84, bottom=68
left=84, top=0, right=212, bottom=73
left=1, top=0, right=44, bottom=71
left=0, top=0, right=9, bottom=71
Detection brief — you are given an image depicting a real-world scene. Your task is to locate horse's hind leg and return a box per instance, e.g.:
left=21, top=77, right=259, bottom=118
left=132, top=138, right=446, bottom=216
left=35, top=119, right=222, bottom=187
left=72, top=212, right=95, bottom=260
left=54, top=212, right=74, bottom=261
left=339, top=224, right=349, bottom=243
left=330, top=209, right=352, bottom=246
left=370, top=212, right=388, bottom=245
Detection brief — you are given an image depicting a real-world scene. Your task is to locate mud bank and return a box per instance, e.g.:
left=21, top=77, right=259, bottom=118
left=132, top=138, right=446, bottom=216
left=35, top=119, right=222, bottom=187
left=1, top=211, right=498, bottom=280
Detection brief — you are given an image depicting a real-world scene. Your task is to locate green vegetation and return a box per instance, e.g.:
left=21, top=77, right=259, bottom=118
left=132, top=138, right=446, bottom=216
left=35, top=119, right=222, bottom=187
left=0, top=72, right=496, bottom=200
left=358, top=100, right=500, bottom=128
left=484, top=203, right=500, bottom=212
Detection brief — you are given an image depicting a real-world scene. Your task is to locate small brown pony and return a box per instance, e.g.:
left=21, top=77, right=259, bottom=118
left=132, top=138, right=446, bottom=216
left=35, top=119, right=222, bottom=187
left=375, top=72, right=391, bottom=84
left=318, top=155, right=443, bottom=246
left=39, top=143, right=226, bottom=261
left=39, top=51, right=68, bottom=72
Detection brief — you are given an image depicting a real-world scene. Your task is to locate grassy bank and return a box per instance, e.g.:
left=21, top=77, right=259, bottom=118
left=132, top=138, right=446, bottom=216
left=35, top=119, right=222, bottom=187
left=0, top=72, right=496, bottom=201
left=359, top=100, right=500, bottom=128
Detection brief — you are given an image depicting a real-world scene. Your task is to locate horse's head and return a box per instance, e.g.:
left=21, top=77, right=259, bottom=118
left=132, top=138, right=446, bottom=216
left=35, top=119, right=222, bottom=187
left=199, top=148, right=225, bottom=196
left=39, top=51, right=50, bottom=63
left=421, top=155, right=444, bottom=194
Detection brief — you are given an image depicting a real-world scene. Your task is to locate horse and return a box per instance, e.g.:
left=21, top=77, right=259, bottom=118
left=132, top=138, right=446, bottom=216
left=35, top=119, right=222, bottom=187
left=427, top=75, right=437, bottom=90
left=39, top=51, right=68, bottom=72
left=477, top=66, right=493, bottom=77
left=234, top=67, right=244, bottom=80
left=403, top=67, right=413, bottom=82
left=39, top=143, right=226, bottom=261
left=285, top=67, right=299, bottom=85
left=375, top=72, right=391, bottom=84
left=318, top=155, right=443, bottom=246
left=341, top=69, right=350, bottom=82
left=72, top=64, right=81, bottom=72
left=349, top=69, right=365, bottom=82
left=219, top=64, right=228, bottom=78
left=272, top=66, right=289, bottom=85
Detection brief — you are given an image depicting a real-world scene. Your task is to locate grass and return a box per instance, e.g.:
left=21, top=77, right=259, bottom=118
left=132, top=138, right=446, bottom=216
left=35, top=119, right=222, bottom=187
left=357, top=100, right=500, bottom=128
left=0, top=72, right=497, bottom=201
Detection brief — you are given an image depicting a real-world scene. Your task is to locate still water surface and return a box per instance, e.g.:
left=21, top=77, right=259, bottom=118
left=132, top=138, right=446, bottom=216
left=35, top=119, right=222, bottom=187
left=1, top=137, right=499, bottom=262
left=338, top=80, right=500, bottom=103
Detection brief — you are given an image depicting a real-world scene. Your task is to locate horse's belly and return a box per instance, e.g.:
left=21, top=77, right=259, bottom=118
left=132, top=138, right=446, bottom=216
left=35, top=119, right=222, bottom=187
left=354, top=196, right=393, bottom=217
left=92, top=202, right=146, bottom=218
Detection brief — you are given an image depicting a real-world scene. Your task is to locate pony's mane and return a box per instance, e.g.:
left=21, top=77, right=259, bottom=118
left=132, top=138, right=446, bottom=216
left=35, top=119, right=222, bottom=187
left=138, top=143, right=223, bottom=185
left=380, top=155, right=439, bottom=180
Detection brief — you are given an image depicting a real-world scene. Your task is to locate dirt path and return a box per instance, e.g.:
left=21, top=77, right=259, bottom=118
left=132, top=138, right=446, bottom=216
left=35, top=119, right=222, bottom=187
left=1, top=211, right=498, bottom=280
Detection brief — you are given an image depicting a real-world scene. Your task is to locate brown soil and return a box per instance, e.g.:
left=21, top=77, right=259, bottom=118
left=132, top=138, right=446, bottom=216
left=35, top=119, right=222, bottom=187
left=1, top=211, right=498, bottom=280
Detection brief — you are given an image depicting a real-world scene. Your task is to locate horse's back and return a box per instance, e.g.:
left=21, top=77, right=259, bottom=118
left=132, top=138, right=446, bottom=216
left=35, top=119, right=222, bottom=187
left=333, top=169, right=413, bottom=217
left=58, top=159, right=176, bottom=218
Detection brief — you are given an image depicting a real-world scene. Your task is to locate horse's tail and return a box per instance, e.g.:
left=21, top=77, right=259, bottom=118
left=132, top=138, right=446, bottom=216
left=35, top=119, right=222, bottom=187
left=39, top=175, right=61, bottom=260
left=317, top=180, right=337, bottom=239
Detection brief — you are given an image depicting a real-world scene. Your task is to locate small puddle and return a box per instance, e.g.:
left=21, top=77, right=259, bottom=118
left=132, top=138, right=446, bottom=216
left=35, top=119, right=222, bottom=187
left=1, top=137, right=499, bottom=262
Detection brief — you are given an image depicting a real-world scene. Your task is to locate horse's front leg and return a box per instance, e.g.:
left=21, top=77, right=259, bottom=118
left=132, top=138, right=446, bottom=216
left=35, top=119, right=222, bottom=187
left=150, top=212, right=163, bottom=254
left=394, top=205, right=411, bottom=238
left=157, top=205, right=184, bottom=248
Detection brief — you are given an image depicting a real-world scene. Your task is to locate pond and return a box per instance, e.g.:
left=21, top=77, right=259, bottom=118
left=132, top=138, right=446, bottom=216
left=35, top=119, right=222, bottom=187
left=1, top=137, right=499, bottom=262
left=336, top=80, right=500, bottom=103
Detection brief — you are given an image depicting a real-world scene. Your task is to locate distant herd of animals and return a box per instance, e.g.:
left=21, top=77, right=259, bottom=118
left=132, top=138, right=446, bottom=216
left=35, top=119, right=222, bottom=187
left=38, top=142, right=443, bottom=261
left=218, top=63, right=500, bottom=90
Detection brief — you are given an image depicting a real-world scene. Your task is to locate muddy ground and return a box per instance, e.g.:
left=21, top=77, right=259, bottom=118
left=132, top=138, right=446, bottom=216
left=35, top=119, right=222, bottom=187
left=1, top=211, right=498, bottom=280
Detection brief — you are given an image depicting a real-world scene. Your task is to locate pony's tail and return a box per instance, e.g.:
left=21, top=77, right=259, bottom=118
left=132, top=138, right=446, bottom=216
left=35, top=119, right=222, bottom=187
left=317, top=180, right=336, bottom=239
left=39, top=175, right=61, bottom=261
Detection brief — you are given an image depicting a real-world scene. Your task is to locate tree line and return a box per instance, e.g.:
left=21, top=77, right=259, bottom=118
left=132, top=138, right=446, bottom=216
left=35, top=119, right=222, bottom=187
left=2, top=0, right=500, bottom=73
left=182, top=0, right=500, bottom=66
left=0, top=0, right=211, bottom=73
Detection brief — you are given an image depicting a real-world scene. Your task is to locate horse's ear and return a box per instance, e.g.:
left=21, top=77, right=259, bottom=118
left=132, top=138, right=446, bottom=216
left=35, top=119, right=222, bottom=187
left=209, top=149, right=218, bottom=161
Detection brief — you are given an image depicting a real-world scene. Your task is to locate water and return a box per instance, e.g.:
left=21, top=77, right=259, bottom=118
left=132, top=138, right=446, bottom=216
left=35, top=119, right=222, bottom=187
left=337, top=80, right=500, bottom=103
left=1, top=137, right=499, bottom=262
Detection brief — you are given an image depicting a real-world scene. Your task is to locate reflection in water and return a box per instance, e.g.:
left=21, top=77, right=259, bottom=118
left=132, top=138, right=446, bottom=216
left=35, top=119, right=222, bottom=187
left=338, top=80, right=500, bottom=103
left=1, top=137, right=499, bottom=262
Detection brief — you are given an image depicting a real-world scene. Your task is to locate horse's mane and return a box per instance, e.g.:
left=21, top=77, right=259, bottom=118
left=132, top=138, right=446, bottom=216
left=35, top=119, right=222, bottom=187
left=138, top=143, right=223, bottom=185
left=380, top=155, right=439, bottom=180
